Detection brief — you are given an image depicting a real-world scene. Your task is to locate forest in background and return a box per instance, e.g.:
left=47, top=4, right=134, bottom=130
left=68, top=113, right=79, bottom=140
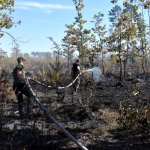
left=1, top=0, right=150, bottom=78
left=0, top=0, right=150, bottom=150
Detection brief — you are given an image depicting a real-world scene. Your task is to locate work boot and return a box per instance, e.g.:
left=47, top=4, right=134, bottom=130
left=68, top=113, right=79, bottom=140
left=18, top=103, right=25, bottom=117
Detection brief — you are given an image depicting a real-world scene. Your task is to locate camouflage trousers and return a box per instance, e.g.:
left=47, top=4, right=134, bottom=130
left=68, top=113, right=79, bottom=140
left=72, top=74, right=80, bottom=92
left=13, top=84, right=33, bottom=117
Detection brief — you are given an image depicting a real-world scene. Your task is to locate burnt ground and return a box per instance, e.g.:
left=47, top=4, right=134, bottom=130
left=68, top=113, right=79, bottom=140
left=0, top=75, right=150, bottom=150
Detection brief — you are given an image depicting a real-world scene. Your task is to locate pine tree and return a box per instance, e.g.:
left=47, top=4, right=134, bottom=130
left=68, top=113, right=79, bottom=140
left=108, top=5, right=123, bottom=81
left=108, top=0, right=150, bottom=80
left=108, top=4, right=138, bottom=82
left=64, top=0, right=91, bottom=59
left=144, top=0, right=150, bottom=40
left=47, top=37, right=63, bottom=84
left=121, top=2, right=138, bottom=77
left=136, top=2, right=148, bottom=76
left=87, top=33, right=98, bottom=67
left=48, top=37, right=62, bottom=65
left=123, top=0, right=149, bottom=76
left=91, top=12, right=107, bottom=74
left=62, top=35, right=75, bottom=70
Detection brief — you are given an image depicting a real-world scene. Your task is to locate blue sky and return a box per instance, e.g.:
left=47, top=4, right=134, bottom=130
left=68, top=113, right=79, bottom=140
left=0, top=0, right=140, bottom=56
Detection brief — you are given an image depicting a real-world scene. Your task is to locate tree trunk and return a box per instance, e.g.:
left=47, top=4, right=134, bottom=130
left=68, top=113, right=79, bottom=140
left=141, top=40, right=146, bottom=76
left=102, top=51, right=105, bottom=75
left=68, top=57, right=70, bottom=70
left=124, top=60, right=126, bottom=79
left=124, top=37, right=129, bottom=79
left=119, top=33, right=122, bottom=82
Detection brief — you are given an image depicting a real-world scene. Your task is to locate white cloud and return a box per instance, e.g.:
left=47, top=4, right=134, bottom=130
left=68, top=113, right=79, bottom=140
left=15, top=6, right=31, bottom=10
left=15, top=1, right=74, bottom=10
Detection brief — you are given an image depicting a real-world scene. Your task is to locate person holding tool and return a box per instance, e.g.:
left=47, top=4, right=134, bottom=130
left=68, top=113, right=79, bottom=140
left=13, top=57, right=33, bottom=119
left=71, top=58, right=82, bottom=93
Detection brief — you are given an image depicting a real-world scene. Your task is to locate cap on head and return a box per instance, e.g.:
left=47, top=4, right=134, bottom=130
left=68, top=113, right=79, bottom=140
left=17, top=57, right=25, bottom=61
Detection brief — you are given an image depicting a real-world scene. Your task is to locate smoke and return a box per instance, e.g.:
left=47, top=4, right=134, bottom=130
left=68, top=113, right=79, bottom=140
left=85, top=67, right=101, bottom=82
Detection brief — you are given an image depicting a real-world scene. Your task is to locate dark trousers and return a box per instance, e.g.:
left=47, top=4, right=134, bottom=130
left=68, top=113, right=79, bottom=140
left=13, top=84, right=33, bottom=116
left=72, top=74, right=80, bottom=92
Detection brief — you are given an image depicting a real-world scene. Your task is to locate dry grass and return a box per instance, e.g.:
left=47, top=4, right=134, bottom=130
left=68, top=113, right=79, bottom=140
left=98, top=108, right=120, bottom=131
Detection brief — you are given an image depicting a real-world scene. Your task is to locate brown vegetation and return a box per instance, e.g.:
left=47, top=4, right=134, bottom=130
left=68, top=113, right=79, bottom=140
left=0, top=56, right=150, bottom=150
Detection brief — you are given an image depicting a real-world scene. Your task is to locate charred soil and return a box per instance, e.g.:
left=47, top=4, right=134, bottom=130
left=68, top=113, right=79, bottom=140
left=0, top=76, right=150, bottom=150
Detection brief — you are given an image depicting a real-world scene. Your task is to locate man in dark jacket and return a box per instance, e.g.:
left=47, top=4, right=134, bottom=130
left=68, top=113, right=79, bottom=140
left=72, top=59, right=81, bottom=92
left=13, top=57, right=33, bottom=119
